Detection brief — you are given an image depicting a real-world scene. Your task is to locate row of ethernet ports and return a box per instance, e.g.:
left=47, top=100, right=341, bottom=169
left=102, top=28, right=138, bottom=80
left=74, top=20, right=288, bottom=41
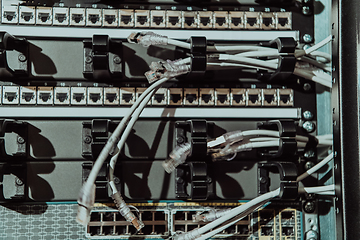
left=0, top=86, right=294, bottom=107
left=2, top=5, right=291, bottom=30
left=86, top=208, right=298, bottom=238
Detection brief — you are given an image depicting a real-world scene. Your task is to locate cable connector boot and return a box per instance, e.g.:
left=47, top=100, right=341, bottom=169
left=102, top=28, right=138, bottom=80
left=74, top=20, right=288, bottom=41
left=112, top=191, right=144, bottom=231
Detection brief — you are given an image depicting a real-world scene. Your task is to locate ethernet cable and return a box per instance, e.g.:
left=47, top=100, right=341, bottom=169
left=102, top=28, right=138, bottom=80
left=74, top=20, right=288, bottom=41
left=127, top=31, right=191, bottom=49
left=76, top=78, right=168, bottom=228
left=173, top=189, right=281, bottom=240
left=191, top=185, right=334, bottom=240
left=178, top=177, right=335, bottom=240
left=191, top=152, right=335, bottom=229
left=297, top=152, right=334, bottom=182
left=77, top=59, right=189, bottom=227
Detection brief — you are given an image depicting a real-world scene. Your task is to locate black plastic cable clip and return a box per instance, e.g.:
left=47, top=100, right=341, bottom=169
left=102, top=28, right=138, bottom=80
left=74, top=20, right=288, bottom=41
left=175, top=119, right=208, bottom=158
left=82, top=162, right=109, bottom=201
left=83, top=35, right=122, bottom=79
left=187, top=36, right=207, bottom=79
left=82, top=119, right=116, bottom=159
left=258, top=37, right=297, bottom=81
left=0, top=119, right=28, bottom=160
left=0, top=32, right=29, bottom=76
left=174, top=120, right=213, bottom=200
left=257, top=120, right=297, bottom=159
left=258, top=161, right=298, bottom=200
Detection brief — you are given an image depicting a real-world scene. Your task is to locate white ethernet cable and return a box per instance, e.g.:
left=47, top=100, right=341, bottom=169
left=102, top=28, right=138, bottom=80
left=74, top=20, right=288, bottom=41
left=127, top=31, right=191, bottom=49
left=294, top=35, right=332, bottom=58
left=297, top=152, right=334, bottom=182
left=185, top=153, right=335, bottom=240
left=77, top=58, right=190, bottom=227
left=192, top=185, right=334, bottom=240
left=76, top=77, right=169, bottom=228
left=173, top=189, right=281, bottom=240
left=189, top=152, right=335, bottom=235
left=108, top=85, right=162, bottom=231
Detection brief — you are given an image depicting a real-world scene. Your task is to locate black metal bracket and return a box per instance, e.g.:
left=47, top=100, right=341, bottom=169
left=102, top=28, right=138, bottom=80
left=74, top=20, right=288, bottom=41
left=82, top=162, right=109, bottom=201
left=0, top=119, right=28, bottom=160
left=175, top=119, right=208, bottom=158
left=82, top=119, right=116, bottom=159
left=0, top=32, right=29, bottom=76
left=257, top=120, right=297, bottom=159
left=0, top=162, right=27, bottom=202
left=258, top=37, right=297, bottom=82
left=258, top=161, right=298, bottom=200
left=174, top=120, right=213, bottom=200
left=187, top=36, right=207, bottom=79
left=83, top=35, right=122, bottom=79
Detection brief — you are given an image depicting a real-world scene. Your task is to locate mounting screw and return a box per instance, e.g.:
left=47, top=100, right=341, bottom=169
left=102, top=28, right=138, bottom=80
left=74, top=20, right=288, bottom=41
left=15, top=177, right=24, bottom=186
left=305, top=161, right=315, bottom=170
left=303, top=121, right=315, bottom=133
left=303, top=0, right=311, bottom=4
left=85, top=56, right=93, bottom=64
left=304, top=150, right=315, bottom=159
left=113, top=56, right=121, bottom=64
left=303, top=34, right=313, bottom=43
left=259, top=177, right=267, bottom=184
left=303, top=110, right=314, bottom=120
left=18, top=54, right=27, bottom=62
left=177, top=177, right=184, bottom=184
left=176, top=136, right=184, bottom=144
left=17, top=136, right=25, bottom=144
left=306, top=230, right=318, bottom=240
left=84, top=135, right=92, bottom=144
left=303, top=83, right=312, bottom=91
left=304, top=201, right=316, bottom=213
left=207, top=177, right=212, bottom=183
left=302, top=6, right=311, bottom=15
left=114, top=177, right=120, bottom=185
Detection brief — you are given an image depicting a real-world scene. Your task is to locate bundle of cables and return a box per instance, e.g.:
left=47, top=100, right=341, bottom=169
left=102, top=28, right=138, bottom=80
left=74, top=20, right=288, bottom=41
left=128, top=31, right=332, bottom=88
left=172, top=152, right=335, bottom=240
left=76, top=58, right=190, bottom=229
left=162, top=129, right=333, bottom=173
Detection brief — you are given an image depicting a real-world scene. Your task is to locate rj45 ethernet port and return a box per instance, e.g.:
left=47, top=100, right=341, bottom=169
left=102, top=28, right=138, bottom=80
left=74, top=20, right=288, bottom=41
left=71, top=87, right=86, bottom=105
left=151, top=10, right=166, bottom=28
left=184, top=88, right=199, bottom=106
left=86, top=8, right=102, bottom=27
left=103, top=9, right=118, bottom=27
left=282, top=226, right=294, bottom=236
left=262, top=89, right=278, bottom=106
left=120, top=10, right=134, bottom=27
left=214, top=11, right=229, bottom=29
left=166, top=11, right=182, bottom=28
left=169, top=88, right=183, bottom=105
left=229, top=11, right=244, bottom=29
left=276, top=12, right=292, bottom=30
left=261, top=226, right=274, bottom=236
left=198, top=11, right=213, bottom=29
left=238, top=225, right=249, bottom=235
left=199, top=88, right=215, bottom=106
left=261, top=13, right=275, bottom=30
left=183, top=12, right=198, bottom=28
left=247, top=89, right=262, bottom=106
left=231, top=88, right=246, bottom=106
left=281, top=211, right=294, bottom=220
left=278, top=89, right=294, bottom=106
left=120, top=88, right=135, bottom=105
left=245, top=12, right=260, bottom=29
left=135, top=10, right=150, bottom=28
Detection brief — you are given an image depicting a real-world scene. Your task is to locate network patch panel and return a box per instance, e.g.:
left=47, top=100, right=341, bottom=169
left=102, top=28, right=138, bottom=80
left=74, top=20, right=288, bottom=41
left=1, top=6, right=292, bottom=30
left=0, top=86, right=294, bottom=107
left=86, top=204, right=302, bottom=239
